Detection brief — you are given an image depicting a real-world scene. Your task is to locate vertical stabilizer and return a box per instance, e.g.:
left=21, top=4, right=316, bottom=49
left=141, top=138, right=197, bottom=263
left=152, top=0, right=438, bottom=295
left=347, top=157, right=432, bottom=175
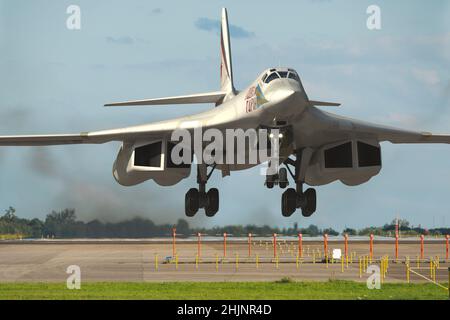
left=220, top=8, right=235, bottom=98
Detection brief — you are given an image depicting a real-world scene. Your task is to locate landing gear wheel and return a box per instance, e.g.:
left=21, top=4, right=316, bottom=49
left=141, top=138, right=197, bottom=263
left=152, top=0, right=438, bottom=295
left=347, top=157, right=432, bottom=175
left=278, top=167, right=288, bottom=189
left=266, top=175, right=275, bottom=189
left=301, top=188, right=316, bottom=217
left=185, top=188, right=199, bottom=217
left=205, top=188, right=219, bottom=217
left=281, top=188, right=297, bottom=217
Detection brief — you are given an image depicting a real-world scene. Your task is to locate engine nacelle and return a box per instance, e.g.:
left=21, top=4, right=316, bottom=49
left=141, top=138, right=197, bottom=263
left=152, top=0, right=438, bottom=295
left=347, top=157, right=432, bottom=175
left=112, top=139, right=191, bottom=186
left=305, top=139, right=382, bottom=186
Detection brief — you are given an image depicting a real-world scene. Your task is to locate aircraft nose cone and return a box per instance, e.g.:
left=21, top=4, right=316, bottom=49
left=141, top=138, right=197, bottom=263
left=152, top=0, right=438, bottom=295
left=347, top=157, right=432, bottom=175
left=280, top=89, right=296, bottom=100
left=269, top=89, right=296, bottom=104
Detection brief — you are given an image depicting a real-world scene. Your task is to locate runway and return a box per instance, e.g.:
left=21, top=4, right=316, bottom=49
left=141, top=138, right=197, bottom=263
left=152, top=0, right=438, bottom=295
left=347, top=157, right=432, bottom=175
left=0, top=238, right=448, bottom=283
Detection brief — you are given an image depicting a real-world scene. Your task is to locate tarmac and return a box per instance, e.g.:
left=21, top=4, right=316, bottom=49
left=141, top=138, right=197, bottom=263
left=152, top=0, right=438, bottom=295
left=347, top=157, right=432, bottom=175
left=0, top=238, right=448, bottom=283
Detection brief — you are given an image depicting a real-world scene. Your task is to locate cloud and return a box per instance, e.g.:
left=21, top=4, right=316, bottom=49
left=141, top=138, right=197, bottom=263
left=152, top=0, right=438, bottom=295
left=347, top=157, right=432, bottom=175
left=194, top=17, right=255, bottom=39
left=106, top=36, right=135, bottom=45
left=384, top=113, right=418, bottom=128
left=0, top=107, right=31, bottom=129
left=151, top=8, right=162, bottom=15
left=443, top=80, right=450, bottom=101
left=105, top=36, right=150, bottom=46
left=411, top=67, right=440, bottom=87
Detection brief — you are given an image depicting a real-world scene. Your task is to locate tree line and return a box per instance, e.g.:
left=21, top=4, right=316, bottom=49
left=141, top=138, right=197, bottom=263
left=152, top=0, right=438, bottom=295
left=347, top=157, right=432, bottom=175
left=0, top=207, right=448, bottom=239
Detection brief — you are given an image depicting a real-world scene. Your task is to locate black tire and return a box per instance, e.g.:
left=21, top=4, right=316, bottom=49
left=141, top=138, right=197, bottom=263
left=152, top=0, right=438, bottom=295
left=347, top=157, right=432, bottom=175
left=281, top=188, right=297, bottom=217
left=205, top=188, right=219, bottom=217
left=266, top=174, right=275, bottom=189
left=302, top=188, right=316, bottom=217
left=185, top=188, right=199, bottom=217
left=278, top=167, right=288, bottom=189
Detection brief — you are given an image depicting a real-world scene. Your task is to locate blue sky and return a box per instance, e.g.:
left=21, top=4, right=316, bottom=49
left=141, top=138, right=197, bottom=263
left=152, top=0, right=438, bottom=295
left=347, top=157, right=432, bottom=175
left=0, top=0, right=449, bottom=230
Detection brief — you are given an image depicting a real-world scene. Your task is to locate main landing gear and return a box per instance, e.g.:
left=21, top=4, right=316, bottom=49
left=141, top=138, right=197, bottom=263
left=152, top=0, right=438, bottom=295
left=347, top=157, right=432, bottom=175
left=185, top=164, right=219, bottom=217
left=265, top=149, right=317, bottom=217
left=281, top=182, right=316, bottom=217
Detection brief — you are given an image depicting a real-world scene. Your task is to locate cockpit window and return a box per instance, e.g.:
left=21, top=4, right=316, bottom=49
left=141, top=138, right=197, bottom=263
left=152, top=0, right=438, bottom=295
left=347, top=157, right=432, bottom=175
left=288, top=72, right=300, bottom=82
left=261, top=73, right=268, bottom=82
left=264, top=72, right=280, bottom=84
left=263, top=69, right=299, bottom=84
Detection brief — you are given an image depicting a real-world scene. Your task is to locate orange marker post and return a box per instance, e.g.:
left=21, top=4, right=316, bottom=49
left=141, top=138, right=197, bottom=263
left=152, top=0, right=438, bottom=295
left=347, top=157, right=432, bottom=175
left=369, top=234, right=374, bottom=261
left=323, top=234, right=328, bottom=258
left=445, top=235, right=449, bottom=260
left=273, top=233, right=277, bottom=258
left=223, top=232, right=227, bottom=258
left=395, top=234, right=399, bottom=261
left=248, top=233, right=252, bottom=257
left=172, top=227, right=177, bottom=257
left=420, top=234, right=424, bottom=260
left=395, top=218, right=399, bottom=238
left=344, top=234, right=348, bottom=258
left=298, top=233, right=303, bottom=258
left=197, top=232, right=201, bottom=259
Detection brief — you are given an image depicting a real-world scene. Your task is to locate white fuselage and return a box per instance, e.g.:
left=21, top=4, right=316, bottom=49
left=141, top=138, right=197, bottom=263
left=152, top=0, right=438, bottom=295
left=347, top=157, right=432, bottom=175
left=112, top=67, right=341, bottom=187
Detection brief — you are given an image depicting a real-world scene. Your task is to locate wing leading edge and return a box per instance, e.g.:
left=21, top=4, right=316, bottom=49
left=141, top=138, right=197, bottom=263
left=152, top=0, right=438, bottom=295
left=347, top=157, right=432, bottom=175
left=104, top=91, right=226, bottom=107
left=309, top=100, right=341, bottom=107
left=0, top=133, right=105, bottom=146
left=378, top=129, right=450, bottom=144
left=2, top=122, right=450, bottom=147
left=336, top=114, right=450, bottom=144
left=0, top=109, right=235, bottom=146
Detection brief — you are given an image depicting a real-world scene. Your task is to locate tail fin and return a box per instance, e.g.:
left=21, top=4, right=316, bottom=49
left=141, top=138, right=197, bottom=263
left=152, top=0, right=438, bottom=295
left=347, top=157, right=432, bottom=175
left=220, top=8, right=235, bottom=98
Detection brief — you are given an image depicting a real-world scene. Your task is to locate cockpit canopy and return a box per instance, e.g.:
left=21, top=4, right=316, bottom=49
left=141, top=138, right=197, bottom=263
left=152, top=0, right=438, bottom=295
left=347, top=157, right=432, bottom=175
left=262, top=68, right=300, bottom=84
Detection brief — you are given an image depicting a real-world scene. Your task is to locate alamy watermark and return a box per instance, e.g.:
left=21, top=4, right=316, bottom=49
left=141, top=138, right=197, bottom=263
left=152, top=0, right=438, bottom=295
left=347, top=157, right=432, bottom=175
left=366, top=264, right=381, bottom=289
left=66, top=5, right=81, bottom=30
left=366, top=5, right=381, bottom=30
left=170, top=128, right=281, bottom=175
left=66, top=265, right=81, bottom=289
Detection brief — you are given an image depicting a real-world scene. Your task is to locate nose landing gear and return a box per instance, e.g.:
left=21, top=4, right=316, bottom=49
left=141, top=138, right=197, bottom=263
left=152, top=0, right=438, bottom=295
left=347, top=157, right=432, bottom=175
left=265, top=167, right=289, bottom=189
left=185, top=164, right=219, bottom=217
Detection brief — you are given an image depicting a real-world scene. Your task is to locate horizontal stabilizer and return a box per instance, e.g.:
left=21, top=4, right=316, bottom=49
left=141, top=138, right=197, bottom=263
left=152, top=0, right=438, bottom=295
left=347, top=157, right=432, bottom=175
left=309, top=100, right=341, bottom=107
left=105, top=91, right=226, bottom=107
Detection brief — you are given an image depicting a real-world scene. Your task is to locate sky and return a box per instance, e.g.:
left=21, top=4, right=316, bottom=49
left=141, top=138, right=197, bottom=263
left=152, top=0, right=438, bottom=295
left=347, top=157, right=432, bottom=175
left=0, top=0, right=449, bottom=231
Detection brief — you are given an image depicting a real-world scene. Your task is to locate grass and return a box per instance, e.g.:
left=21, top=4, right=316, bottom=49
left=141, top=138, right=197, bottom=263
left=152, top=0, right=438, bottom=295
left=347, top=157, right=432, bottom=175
left=0, top=280, right=447, bottom=300
left=0, top=234, right=26, bottom=240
